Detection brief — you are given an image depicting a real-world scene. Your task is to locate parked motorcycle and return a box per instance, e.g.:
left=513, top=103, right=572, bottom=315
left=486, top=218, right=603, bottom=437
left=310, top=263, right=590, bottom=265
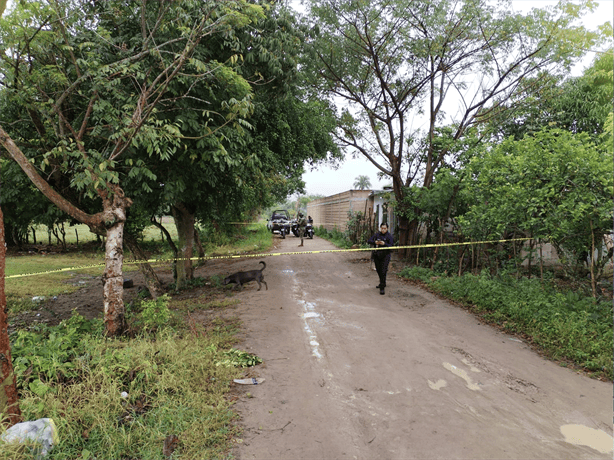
left=291, top=220, right=314, bottom=239
left=305, top=221, right=314, bottom=239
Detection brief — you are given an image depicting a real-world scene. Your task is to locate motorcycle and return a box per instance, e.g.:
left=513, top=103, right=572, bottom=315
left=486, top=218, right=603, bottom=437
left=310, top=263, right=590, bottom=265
left=291, top=220, right=314, bottom=239
left=305, top=221, right=314, bottom=239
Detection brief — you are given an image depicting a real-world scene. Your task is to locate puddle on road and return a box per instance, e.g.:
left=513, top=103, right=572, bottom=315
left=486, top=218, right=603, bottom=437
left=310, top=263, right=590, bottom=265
left=302, top=307, right=323, bottom=359
left=294, top=286, right=325, bottom=359
left=443, top=362, right=481, bottom=391
left=428, top=379, right=447, bottom=391
left=560, top=424, right=613, bottom=454
left=303, top=312, right=320, bottom=319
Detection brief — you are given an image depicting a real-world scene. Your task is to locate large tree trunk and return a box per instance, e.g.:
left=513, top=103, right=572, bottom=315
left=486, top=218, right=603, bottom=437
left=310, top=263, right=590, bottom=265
left=0, top=203, right=22, bottom=426
left=171, top=203, right=195, bottom=290
left=124, top=232, right=164, bottom=299
left=102, top=219, right=126, bottom=336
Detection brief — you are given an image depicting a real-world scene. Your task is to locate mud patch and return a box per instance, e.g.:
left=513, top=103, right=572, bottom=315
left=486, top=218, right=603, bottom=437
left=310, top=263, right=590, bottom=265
left=560, top=424, right=613, bottom=454
left=443, top=362, right=481, bottom=391
left=449, top=347, right=540, bottom=399
left=396, top=291, right=427, bottom=310
left=428, top=379, right=447, bottom=391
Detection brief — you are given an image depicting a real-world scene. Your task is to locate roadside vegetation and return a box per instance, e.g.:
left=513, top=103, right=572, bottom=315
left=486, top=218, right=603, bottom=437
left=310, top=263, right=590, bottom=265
left=314, top=211, right=374, bottom=250
left=1, top=223, right=270, bottom=459
left=399, top=266, right=612, bottom=381
left=314, top=226, right=354, bottom=249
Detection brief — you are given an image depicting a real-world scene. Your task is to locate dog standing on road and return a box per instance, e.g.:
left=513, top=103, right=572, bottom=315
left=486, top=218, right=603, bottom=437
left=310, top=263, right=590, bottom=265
left=223, top=261, right=268, bottom=291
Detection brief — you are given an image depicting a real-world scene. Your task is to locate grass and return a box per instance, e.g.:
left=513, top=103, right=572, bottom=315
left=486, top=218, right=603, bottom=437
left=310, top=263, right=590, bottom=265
left=5, top=221, right=271, bottom=312
left=28, top=219, right=178, bottom=247
left=3, top=316, right=250, bottom=459
left=5, top=253, right=140, bottom=316
left=6, top=253, right=107, bottom=299
left=314, top=226, right=356, bottom=249
left=2, top=219, right=270, bottom=459
left=200, top=223, right=272, bottom=257
left=398, top=266, right=613, bottom=380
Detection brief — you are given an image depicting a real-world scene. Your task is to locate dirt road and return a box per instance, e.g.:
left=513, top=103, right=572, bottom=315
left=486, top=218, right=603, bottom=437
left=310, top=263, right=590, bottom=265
left=226, top=235, right=613, bottom=460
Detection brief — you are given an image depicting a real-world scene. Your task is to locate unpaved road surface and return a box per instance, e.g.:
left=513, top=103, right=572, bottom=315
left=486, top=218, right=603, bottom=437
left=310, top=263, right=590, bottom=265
left=226, top=235, right=613, bottom=460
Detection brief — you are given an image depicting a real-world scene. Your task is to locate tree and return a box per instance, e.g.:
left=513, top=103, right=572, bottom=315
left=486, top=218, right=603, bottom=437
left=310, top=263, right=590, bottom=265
left=304, top=0, right=602, bottom=256
left=0, top=0, right=263, bottom=335
left=491, top=47, right=614, bottom=140
left=0, top=175, right=21, bottom=426
left=353, top=175, right=371, bottom=190
left=0, top=0, right=21, bottom=426
left=460, top=128, right=613, bottom=292
left=124, top=4, right=339, bottom=290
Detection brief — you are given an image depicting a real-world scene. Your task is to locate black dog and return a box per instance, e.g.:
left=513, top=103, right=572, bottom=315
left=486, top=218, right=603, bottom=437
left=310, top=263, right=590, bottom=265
left=223, top=261, right=268, bottom=291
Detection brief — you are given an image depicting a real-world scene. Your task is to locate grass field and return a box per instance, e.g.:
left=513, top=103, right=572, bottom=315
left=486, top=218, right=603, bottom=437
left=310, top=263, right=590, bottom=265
left=6, top=221, right=270, bottom=302
left=28, top=219, right=178, bottom=246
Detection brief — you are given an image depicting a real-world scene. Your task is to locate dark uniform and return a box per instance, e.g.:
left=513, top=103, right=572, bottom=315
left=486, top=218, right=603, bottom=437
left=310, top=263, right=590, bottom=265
left=368, top=229, right=394, bottom=294
left=297, top=214, right=307, bottom=247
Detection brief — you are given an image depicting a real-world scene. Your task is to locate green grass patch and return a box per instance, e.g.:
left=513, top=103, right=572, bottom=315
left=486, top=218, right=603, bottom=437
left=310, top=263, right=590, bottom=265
left=399, top=267, right=613, bottom=380
left=29, top=220, right=178, bottom=246
left=6, top=253, right=140, bottom=318
left=3, top=299, right=259, bottom=459
left=314, top=226, right=355, bottom=249
left=203, top=223, right=272, bottom=256
left=6, top=254, right=106, bottom=298
left=2, top=220, right=272, bottom=458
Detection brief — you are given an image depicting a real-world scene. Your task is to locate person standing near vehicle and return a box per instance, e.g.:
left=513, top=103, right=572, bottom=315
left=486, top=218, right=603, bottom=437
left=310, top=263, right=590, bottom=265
left=297, top=213, right=307, bottom=247
left=367, top=223, right=394, bottom=295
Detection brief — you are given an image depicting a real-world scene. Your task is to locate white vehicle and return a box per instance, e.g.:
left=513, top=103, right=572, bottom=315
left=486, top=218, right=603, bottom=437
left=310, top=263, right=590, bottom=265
left=266, top=209, right=292, bottom=238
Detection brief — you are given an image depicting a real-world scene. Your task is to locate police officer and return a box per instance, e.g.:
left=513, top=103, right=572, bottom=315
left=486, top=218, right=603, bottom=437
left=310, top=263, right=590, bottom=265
left=368, top=223, right=394, bottom=295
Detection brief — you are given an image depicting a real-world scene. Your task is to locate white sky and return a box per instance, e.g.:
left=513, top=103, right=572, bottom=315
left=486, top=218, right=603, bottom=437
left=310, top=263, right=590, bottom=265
left=300, top=0, right=614, bottom=197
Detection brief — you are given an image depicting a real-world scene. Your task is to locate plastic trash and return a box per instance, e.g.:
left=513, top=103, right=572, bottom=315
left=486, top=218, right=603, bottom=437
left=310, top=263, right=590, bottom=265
left=233, top=378, right=265, bottom=385
left=32, top=296, right=45, bottom=303
left=1, top=418, right=59, bottom=458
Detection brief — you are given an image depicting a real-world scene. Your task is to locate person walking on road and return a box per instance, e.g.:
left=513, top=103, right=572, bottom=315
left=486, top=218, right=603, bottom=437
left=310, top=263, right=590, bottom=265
left=368, top=223, right=394, bottom=295
left=297, top=213, right=307, bottom=247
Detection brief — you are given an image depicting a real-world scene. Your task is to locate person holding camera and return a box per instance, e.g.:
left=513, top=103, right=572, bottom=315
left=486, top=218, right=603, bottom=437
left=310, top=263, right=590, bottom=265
left=368, top=223, right=394, bottom=295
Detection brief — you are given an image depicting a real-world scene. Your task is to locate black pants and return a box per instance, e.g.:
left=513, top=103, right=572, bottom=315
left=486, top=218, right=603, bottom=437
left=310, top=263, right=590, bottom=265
left=374, top=253, right=391, bottom=287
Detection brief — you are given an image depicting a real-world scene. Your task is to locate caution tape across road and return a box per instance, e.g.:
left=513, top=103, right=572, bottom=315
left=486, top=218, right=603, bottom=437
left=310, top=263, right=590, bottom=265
left=6, top=237, right=531, bottom=280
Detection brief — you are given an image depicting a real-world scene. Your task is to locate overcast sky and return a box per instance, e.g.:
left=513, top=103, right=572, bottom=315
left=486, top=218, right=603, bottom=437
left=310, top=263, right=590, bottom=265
left=300, top=0, right=613, bottom=197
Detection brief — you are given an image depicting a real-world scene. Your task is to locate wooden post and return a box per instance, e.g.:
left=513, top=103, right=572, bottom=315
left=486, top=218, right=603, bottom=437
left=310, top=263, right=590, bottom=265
left=458, top=247, right=465, bottom=277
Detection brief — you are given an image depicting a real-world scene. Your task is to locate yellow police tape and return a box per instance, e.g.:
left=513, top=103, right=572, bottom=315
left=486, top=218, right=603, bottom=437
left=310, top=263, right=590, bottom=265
left=6, top=237, right=531, bottom=280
